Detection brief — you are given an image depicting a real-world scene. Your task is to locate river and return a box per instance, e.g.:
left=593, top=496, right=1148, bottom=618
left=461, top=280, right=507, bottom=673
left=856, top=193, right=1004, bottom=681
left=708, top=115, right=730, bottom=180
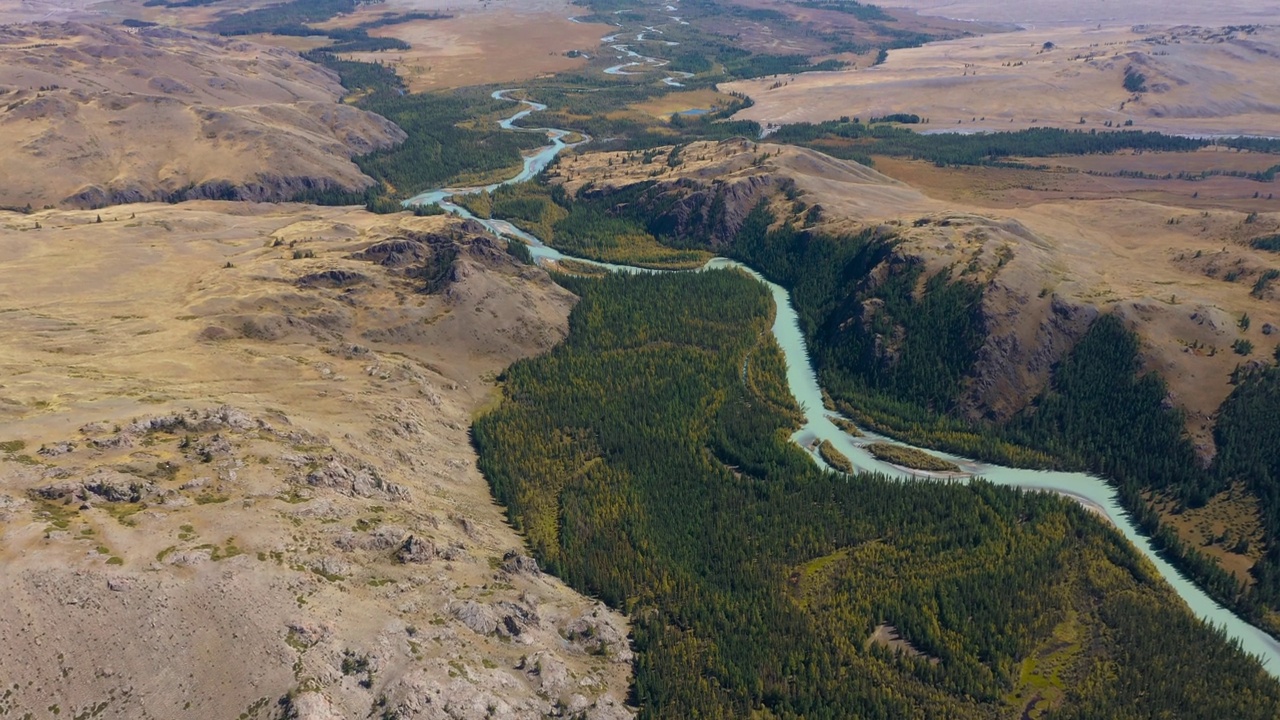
left=402, top=88, right=1280, bottom=677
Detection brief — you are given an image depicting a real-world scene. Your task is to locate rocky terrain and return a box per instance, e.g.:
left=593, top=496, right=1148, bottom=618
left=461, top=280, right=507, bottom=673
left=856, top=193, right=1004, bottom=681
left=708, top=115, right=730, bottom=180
left=550, top=138, right=1280, bottom=455
left=0, top=23, right=404, bottom=209
left=0, top=203, right=633, bottom=719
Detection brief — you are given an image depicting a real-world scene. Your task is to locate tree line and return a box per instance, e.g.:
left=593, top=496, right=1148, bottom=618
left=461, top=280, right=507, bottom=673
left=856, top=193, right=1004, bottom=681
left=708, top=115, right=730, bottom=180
left=473, top=268, right=1280, bottom=718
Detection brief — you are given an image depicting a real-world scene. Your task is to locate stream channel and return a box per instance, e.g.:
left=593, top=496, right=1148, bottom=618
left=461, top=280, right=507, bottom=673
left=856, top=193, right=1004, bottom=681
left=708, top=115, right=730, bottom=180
left=403, top=88, right=1280, bottom=676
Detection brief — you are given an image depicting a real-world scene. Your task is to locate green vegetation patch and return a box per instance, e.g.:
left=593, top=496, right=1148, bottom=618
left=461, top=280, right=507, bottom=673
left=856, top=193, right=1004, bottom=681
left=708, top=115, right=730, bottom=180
left=865, top=441, right=960, bottom=472
left=474, top=269, right=1280, bottom=718
left=1251, top=235, right=1280, bottom=253
left=817, top=439, right=854, bottom=473
left=34, top=501, right=77, bottom=531
left=767, top=121, right=1271, bottom=168
left=476, top=180, right=711, bottom=268
left=829, top=415, right=864, bottom=437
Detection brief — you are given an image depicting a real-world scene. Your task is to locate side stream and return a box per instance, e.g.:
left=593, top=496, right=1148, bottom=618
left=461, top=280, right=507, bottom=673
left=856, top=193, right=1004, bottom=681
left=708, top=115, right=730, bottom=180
left=403, top=88, right=1280, bottom=676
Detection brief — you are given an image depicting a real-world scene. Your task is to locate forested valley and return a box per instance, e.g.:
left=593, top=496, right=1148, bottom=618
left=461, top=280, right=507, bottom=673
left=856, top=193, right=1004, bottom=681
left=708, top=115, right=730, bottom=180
left=726, top=202, right=1280, bottom=636
left=262, top=0, right=1280, bottom=706
left=476, top=174, right=1280, bottom=641
left=473, top=269, right=1280, bottom=718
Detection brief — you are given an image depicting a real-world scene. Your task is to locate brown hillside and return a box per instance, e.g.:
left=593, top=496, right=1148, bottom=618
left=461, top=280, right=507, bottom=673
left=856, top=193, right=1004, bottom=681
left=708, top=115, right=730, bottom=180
left=0, top=202, right=634, bottom=719
left=0, top=23, right=405, bottom=209
left=552, top=139, right=1280, bottom=458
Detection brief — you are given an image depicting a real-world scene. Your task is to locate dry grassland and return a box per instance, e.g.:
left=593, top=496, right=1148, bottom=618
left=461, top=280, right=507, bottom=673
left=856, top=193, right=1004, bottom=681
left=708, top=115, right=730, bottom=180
left=0, top=23, right=404, bottom=208
left=0, top=202, right=635, bottom=719
left=340, top=13, right=615, bottom=91
left=726, top=25, right=1280, bottom=138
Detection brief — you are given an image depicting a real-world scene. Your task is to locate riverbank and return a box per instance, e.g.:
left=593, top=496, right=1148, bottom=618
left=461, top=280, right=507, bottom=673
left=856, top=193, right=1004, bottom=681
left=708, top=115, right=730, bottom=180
left=406, top=88, right=1280, bottom=676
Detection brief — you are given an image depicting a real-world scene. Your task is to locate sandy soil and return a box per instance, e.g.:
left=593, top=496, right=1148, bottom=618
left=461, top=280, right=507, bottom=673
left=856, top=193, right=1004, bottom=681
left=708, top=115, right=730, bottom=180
left=0, top=23, right=404, bottom=208
left=0, top=202, right=634, bottom=719
left=726, top=24, right=1280, bottom=138
left=340, top=12, right=615, bottom=92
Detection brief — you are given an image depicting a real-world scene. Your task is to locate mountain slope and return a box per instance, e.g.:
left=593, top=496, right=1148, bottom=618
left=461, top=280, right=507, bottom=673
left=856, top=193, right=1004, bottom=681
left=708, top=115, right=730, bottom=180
left=0, top=23, right=405, bottom=209
left=0, top=203, right=633, bottom=719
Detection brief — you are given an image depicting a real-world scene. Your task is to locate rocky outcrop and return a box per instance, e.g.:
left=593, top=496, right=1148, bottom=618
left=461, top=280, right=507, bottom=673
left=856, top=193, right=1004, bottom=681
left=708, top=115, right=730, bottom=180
left=960, top=289, right=1100, bottom=422
left=580, top=174, right=776, bottom=250
left=396, top=535, right=438, bottom=564
left=501, top=550, right=540, bottom=575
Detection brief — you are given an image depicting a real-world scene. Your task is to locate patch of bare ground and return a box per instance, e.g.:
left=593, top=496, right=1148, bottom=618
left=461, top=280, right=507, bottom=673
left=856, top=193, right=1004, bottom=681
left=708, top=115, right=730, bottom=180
left=867, top=623, right=940, bottom=664
left=726, top=24, right=1280, bottom=138
left=0, top=202, right=633, bottom=720
left=338, top=13, right=615, bottom=92
left=1150, top=483, right=1265, bottom=584
left=0, top=23, right=404, bottom=209
left=871, top=155, right=1280, bottom=214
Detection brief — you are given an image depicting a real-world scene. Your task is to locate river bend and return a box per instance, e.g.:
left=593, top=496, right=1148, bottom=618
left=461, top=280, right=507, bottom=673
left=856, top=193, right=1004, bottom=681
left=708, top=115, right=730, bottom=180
left=402, top=87, right=1280, bottom=676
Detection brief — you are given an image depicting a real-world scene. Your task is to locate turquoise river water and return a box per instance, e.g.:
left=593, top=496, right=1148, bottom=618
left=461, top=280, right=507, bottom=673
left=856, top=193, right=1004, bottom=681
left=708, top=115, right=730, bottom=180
left=403, top=89, right=1280, bottom=676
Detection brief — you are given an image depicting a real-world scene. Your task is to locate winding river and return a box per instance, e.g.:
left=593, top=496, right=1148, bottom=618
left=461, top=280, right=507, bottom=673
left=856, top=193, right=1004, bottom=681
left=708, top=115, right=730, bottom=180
left=403, top=90, right=1280, bottom=676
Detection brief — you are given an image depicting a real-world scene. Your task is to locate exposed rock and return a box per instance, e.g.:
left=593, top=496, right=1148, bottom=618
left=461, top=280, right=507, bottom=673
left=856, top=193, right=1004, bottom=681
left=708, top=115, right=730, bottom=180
left=83, top=470, right=149, bottom=503
left=453, top=601, right=498, bottom=636
left=564, top=694, right=591, bottom=716
left=395, top=535, right=437, bottom=564
left=297, top=269, right=368, bottom=289
left=89, top=432, right=134, bottom=450
left=495, top=600, right=540, bottom=640
left=353, top=237, right=430, bottom=268
left=306, top=456, right=409, bottom=500
left=500, top=550, right=540, bottom=576
left=360, top=526, right=407, bottom=552
left=165, top=548, right=212, bottom=566
left=520, top=651, right=568, bottom=696
left=0, top=494, right=25, bottom=521
left=310, top=556, right=350, bottom=579
left=37, top=441, right=76, bottom=457
left=286, top=691, right=344, bottom=720
left=563, top=607, right=633, bottom=663
left=440, top=542, right=468, bottom=562
left=286, top=621, right=331, bottom=648
left=32, top=481, right=82, bottom=501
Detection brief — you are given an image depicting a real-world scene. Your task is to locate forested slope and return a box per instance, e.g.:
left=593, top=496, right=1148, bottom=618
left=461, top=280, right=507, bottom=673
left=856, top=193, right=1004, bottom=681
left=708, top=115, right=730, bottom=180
left=473, top=269, right=1280, bottom=719
left=474, top=165, right=1280, bottom=641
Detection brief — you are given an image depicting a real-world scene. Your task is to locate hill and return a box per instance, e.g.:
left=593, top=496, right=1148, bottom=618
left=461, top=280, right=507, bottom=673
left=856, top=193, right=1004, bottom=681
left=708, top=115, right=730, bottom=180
left=0, top=202, right=633, bottom=719
left=0, top=23, right=405, bottom=209
left=726, top=24, right=1280, bottom=138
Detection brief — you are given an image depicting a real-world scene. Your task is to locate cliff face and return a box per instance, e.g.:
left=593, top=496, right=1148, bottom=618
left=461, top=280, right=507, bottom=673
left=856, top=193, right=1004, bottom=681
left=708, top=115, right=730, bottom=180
left=549, top=139, right=1280, bottom=448
left=0, top=23, right=405, bottom=209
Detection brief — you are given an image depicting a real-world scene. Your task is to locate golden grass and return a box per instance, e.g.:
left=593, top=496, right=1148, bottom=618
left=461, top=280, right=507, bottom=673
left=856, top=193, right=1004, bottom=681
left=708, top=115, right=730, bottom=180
left=817, top=440, right=854, bottom=473
left=865, top=442, right=960, bottom=473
